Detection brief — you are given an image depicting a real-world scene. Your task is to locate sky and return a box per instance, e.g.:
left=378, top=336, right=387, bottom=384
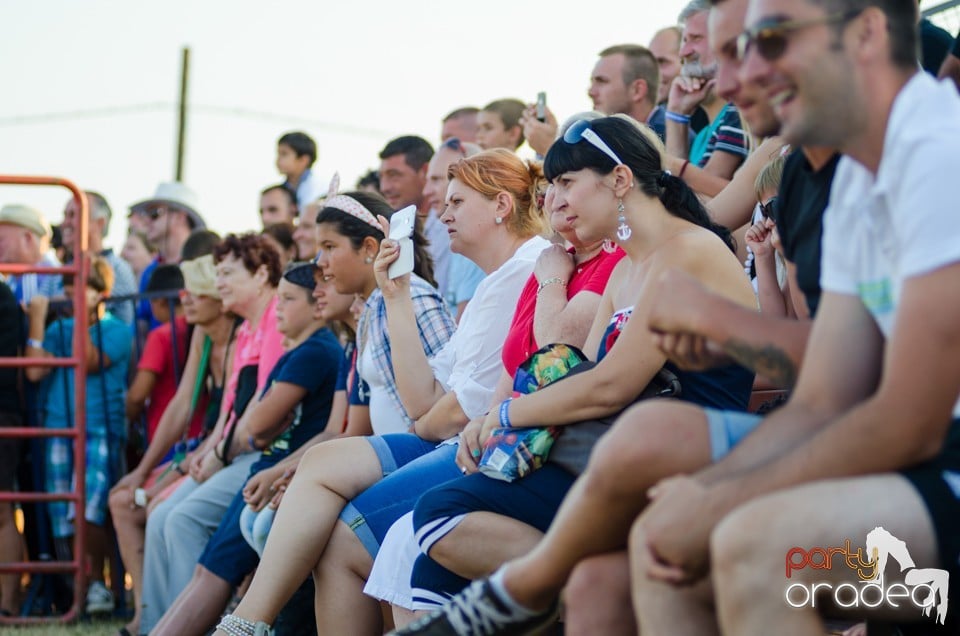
left=0, top=0, right=691, bottom=251
left=1, top=0, right=954, bottom=253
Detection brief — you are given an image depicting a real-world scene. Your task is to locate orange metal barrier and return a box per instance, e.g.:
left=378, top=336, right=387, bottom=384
left=0, top=175, right=89, bottom=624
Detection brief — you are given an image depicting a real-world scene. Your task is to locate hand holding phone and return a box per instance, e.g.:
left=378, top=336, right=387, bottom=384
left=536, top=92, right=547, bottom=122
left=387, top=205, right=417, bottom=279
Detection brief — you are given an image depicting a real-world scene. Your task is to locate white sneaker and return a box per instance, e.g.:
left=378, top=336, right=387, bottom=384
left=85, top=580, right=115, bottom=614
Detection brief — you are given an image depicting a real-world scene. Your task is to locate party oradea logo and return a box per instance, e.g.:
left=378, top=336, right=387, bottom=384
left=784, top=527, right=949, bottom=625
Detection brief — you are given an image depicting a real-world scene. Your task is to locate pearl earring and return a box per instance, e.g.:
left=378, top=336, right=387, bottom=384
left=495, top=217, right=503, bottom=225
left=364, top=256, right=373, bottom=264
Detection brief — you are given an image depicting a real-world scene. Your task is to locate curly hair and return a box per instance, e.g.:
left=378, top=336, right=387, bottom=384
left=213, top=232, right=283, bottom=286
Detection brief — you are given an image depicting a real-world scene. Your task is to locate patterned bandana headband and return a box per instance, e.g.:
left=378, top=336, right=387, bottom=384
left=323, top=172, right=382, bottom=231
left=325, top=195, right=381, bottom=230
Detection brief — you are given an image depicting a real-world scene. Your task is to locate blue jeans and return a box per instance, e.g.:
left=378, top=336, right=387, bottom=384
left=339, top=434, right=463, bottom=557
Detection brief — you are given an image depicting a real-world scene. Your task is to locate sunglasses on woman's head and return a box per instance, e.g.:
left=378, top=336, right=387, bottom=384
left=736, top=9, right=862, bottom=62
left=563, top=119, right=624, bottom=167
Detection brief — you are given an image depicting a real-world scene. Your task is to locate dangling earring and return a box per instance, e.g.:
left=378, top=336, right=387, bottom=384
left=616, top=199, right=632, bottom=241
left=495, top=217, right=503, bottom=225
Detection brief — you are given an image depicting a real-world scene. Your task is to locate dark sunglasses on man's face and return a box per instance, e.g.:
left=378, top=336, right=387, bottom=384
left=146, top=206, right=169, bottom=221
left=736, top=9, right=861, bottom=62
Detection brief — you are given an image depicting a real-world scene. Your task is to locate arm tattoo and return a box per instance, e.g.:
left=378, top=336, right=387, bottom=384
left=723, top=339, right=798, bottom=389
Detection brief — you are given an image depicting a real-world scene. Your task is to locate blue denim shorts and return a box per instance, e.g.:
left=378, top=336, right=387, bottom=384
left=704, top=408, right=762, bottom=461
left=339, top=434, right=463, bottom=558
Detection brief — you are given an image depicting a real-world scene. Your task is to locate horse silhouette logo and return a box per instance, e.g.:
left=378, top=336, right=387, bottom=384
left=865, top=527, right=949, bottom=626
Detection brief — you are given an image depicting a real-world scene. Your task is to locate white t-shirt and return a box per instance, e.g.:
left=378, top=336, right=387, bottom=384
left=820, top=72, right=960, bottom=417
left=429, top=235, right=552, bottom=419
left=358, top=341, right=410, bottom=436
left=295, top=169, right=327, bottom=210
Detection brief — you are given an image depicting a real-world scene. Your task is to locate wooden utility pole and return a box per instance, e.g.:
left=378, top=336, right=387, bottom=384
left=175, top=47, right=190, bottom=181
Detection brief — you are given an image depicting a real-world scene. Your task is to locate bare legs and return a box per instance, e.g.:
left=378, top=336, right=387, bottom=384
left=563, top=553, right=635, bottom=636
left=712, top=475, right=940, bottom=636
left=312, top=520, right=380, bottom=635
left=86, top=522, right=109, bottom=590
left=427, top=512, right=544, bottom=580
left=499, top=401, right=714, bottom=611
left=109, top=488, right=147, bottom=633
left=626, top=474, right=942, bottom=635
left=630, top=523, right=719, bottom=636
left=221, top=438, right=382, bottom=628
left=151, top=565, right=232, bottom=636
left=0, top=502, right=22, bottom=615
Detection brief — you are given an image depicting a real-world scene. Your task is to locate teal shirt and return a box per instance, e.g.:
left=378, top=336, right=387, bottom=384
left=42, top=312, right=132, bottom=438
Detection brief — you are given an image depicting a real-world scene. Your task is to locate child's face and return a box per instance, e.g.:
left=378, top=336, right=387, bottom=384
left=475, top=111, right=519, bottom=150
left=275, top=279, right=315, bottom=338
left=276, top=144, right=308, bottom=177
left=64, top=284, right=102, bottom=314
left=150, top=298, right=172, bottom=324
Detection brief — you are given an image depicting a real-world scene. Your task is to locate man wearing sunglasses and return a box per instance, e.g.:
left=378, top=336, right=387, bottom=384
left=130, top=181, right=206, bottom=330
left=632, top=1, right=960, bottom=634
left=652, top=0, right=835, bottom=384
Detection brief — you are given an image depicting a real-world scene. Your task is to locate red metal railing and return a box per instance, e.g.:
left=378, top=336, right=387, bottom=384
left=0, top=176, right=89, bottom=624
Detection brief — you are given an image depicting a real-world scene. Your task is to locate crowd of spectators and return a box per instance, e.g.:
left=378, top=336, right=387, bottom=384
left=0, top=0, right=959, bottom=634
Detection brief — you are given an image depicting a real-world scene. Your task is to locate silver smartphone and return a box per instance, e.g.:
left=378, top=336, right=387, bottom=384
left=387, top=205, right=417, bottom=279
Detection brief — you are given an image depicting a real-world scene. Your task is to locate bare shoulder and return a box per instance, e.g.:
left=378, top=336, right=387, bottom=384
left=650, top=228, right=755, bottom=307
left=606, top=255, right=632, bottom=285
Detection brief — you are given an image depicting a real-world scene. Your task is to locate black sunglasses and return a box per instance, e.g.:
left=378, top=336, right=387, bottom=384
left=759, top=197, right=777, bottom=219
left=737, top=9, right=861, bottom=62
left=138, top=206, right=169, bottom=221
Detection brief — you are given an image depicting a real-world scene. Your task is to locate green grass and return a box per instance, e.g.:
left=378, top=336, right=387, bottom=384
left=5, top=618, right=124, bottom=635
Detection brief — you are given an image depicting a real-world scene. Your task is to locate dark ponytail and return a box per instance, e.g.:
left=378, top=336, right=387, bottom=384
left=656, top=173, right=735, bottom=253
left=316, top=190, right=437, bottom=287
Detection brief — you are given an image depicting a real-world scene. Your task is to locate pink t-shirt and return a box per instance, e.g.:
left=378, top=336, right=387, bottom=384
left=500, top=247, right=625, bottom=378
left=221, top=295, right=284, bottom=436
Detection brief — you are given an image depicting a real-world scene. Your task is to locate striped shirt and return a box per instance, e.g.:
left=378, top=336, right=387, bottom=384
left=694, top=103, right=749, bottom=168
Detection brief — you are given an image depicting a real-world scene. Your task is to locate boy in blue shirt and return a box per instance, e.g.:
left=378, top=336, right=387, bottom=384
left=277, top=131, right=324, bottom=211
